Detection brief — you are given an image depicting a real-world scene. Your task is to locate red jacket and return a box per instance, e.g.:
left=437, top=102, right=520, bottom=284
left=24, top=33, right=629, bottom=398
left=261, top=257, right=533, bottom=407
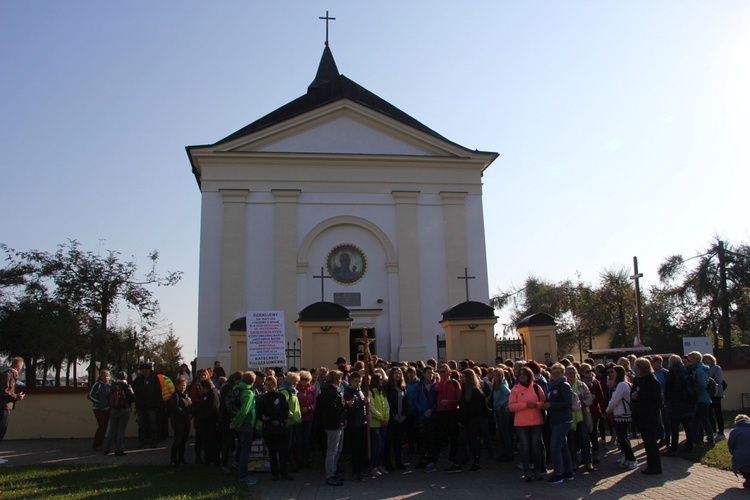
left=435, top=378, right=461, bottom=412
left=297, top=383, right=316, bottom=422
left=509, top=381, right=546, bottom=427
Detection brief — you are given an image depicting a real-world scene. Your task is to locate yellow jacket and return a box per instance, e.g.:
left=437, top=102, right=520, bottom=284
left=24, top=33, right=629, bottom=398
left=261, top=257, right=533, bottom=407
left=369, top=389, right=390, bottom=428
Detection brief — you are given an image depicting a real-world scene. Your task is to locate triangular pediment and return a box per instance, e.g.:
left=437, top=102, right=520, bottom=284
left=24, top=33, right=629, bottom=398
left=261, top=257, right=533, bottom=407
left=213, top=100, right=467, bottom=157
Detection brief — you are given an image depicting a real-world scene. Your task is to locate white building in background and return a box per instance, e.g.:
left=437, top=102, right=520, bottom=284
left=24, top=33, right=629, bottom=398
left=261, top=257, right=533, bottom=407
left=186, top=45, right=498, bottom=370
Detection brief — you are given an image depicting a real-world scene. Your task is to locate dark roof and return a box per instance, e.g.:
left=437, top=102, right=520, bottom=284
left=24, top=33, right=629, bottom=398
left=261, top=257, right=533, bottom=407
left=297, top=302, right=352, bottom=322
left=440, top=301, right=497, bottom=322
left=516, top=313, right=556, bottom=328
left=213, top=47, right=452, bottom=147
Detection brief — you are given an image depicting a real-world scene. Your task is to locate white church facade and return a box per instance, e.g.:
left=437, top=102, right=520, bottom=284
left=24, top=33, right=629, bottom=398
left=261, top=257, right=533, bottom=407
left=187, top=46, right=498, bottom=371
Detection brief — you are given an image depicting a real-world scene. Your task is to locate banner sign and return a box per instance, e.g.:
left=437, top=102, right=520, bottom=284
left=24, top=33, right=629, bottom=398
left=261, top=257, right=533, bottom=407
left=246, top=311, right=286, bottom=368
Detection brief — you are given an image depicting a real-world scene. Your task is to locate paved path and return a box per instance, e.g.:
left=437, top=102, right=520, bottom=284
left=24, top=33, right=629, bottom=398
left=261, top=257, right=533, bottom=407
left=1, top=437, right=746, bottom=499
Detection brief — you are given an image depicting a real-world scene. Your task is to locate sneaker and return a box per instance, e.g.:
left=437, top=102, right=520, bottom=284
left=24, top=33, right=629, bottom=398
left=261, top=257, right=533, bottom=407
left=626, top=460, right=638, bottom=470
left=641, top=468, right=662, bottom=475
left=446, top=463, right=462, bottom=473
left=369, top=468, right=382, bottom=477
left=0, top=458, right=8, bottom=465
left=546, top=475, right=564, bottom=485
left=240, top=476, right=257, bottom=485
left=378, top=466, right=389, bottom=475
left=469, top=463, right=481, bottom=473
left=616, top=456, right=626, bottom=466
left=562, top=472, right=574, bottom=481
left=425, top=463, right=437, bottom=473
left=326, top=476, right=342, bottom=486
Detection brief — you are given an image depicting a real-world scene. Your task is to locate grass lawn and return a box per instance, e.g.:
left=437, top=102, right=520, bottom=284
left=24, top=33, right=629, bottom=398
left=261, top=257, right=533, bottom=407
left=0, top=464, right=249, bottom=499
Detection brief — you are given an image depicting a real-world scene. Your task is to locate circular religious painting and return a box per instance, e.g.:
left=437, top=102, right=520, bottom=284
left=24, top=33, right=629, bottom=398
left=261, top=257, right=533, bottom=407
left=327, top=244, right=366, bottom=284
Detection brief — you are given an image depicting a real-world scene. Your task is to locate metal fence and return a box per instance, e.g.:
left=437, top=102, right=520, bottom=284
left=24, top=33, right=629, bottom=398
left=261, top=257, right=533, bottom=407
left=496, top=337, right=526, bottom=363
left=285, top=338, right=301, bottom=369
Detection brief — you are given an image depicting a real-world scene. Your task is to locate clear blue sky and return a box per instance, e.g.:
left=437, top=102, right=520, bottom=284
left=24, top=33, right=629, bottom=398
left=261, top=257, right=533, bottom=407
left=2, top=2, right=748, bottom=360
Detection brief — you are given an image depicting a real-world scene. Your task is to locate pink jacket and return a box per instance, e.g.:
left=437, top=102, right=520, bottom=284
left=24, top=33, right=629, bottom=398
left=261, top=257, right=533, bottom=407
left=297, top=383, right=316, bottom=423
left=509, top=382, right=546, bottom=427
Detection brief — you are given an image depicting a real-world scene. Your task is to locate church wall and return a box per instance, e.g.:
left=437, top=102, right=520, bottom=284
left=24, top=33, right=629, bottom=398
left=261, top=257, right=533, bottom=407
left=465, top=194, right=491, bottom=302
left=245, top=194, right=276, bottom=311
left=197, top=192, right=224, bottom=364
left=417, top=198, right=449, bottom=359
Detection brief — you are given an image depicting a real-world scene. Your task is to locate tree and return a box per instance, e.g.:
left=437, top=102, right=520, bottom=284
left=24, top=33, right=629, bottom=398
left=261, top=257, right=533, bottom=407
left=152, top=328, right=183, bottom=377
left=659, top=238, right=750, bottom=364
left=1, top=241, right=182, bottom=379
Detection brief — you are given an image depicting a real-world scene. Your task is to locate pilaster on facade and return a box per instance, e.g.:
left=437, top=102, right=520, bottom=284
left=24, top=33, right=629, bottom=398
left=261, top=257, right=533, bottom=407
left=440, top=191, right=469, bottom=306
left=272, top=189, right=302, bottom=342
left=219, top=189, right=250, bottom=350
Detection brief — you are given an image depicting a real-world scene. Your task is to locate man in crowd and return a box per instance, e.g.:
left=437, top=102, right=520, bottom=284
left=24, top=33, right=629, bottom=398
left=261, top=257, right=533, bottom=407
left=0, top=357, right=25, bottom=463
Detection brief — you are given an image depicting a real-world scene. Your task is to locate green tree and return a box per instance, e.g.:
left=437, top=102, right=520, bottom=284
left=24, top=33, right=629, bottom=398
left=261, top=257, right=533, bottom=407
left=152, top=329, right=183, bottom=378
left=659, top=238, right=750, bottom=364
left=1, top=241, right=182, bottom=379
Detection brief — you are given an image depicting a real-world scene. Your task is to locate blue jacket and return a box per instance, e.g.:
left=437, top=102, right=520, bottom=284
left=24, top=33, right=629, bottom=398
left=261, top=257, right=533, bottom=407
left=729, top=418, right=750, bottom=472
left=413, top=380, right=438, bottom=421
left=689, top=362, right=712, bottom=404
left=653, top=367, right=668, bottom=396
left=546, top=377, right=573, bottom=425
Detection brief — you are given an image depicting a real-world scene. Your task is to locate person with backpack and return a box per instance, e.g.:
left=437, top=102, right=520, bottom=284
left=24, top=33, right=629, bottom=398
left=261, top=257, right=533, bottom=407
left=87, top=369, right=112, bottom=451
left=543, top=363, right=575, bottom=484
left=167, top=376, right=192, bottom=466
left=279, top=372, right=302, bottom=473
left=218, top=371, right=241, bottom=473
left=256, top=375, right=292, bottom=481
left=102, top=371, right=135, bottom=457
left=704, top=354, right=726, bottom=441
left=686, top=351, right=715, bottom=448
left=631, top=358, right=663, bottom=475
left=663, top=355, right=696, bottom=455
left=605, top=365, right=636, bottom=470
left=509, top=366, right=546, bottom=482
left=229, top=371, right=257, bottom=485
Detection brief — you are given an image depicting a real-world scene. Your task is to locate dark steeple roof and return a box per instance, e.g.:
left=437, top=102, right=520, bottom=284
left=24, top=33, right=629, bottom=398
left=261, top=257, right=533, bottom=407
left=211, top=46, right=453, bottom=147
left=308, top=45, right=339, bottom=90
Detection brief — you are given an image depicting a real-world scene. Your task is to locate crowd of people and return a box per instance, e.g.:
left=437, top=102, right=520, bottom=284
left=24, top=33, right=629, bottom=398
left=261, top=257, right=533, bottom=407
left=73, top=350, right=750, bottom=487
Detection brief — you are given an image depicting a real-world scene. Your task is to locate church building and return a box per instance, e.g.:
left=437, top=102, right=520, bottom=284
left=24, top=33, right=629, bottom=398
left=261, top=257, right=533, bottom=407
left=187, top=43, right=498, bottom=371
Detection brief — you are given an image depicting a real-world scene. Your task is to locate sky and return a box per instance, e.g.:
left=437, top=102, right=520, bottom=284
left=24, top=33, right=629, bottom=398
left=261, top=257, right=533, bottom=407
left=2, top=2, right=749, bottom=360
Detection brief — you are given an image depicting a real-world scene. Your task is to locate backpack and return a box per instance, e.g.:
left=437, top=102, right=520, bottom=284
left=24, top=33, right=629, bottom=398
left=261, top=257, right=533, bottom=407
left=108, top=383, right=127, bottom=410
left=280, top=386, right=302, bottom=426
left=682, top=371, right=699, bottom=404
left=225, top=386, right=245, bottom=418
left=706, top=376, right=719, bottom=398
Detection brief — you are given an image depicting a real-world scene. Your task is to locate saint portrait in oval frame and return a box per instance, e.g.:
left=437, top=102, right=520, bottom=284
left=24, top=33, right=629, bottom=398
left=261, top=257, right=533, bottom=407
left=327, top=244, right=366, bottom=284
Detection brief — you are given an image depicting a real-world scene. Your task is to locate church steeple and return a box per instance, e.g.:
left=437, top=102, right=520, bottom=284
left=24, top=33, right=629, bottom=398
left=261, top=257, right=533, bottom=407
left=308, top=45, right=340, bottom=90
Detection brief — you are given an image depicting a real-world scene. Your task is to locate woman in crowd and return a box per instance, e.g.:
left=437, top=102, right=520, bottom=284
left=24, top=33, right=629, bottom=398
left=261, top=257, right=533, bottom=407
left=168, top=376, right=192, bottom=466
left=631, top=357, right=662, bottom=475
left=256, top=375, right=292, bottom=481
left=543, top=363, right=574, bottom=484
left=491, top=367, right=513, bottom=462
left=457, top=368, right=489, bottom=472
left=704, top=354, right=726, bottom=441
left=101, top=371, right=135, bottom=457
left=218, top=371, right=242, bottom=472
left=664, top=354, right=696, bottom=455
left=579, top=362, right=604, bottom=464
left=194, top=379, right=220, bottom=466
left=87, top=369, right=112, bottom=452
left=190, top=368, right=209, bottom=462
left=728, top=414, right=750, bottom=488
left=368, top=373, right=390, bottom=476
left=606, top=365, right=636, bottom=469
left=509, top=366, right=546, bottom=482
left=316, top=369, right=347, bottom=486
left=343, top=371, right=368, bottom=481
left=384, top=366, right=408, bottom=471
left=565, top=364, right=594, bottom=471
left=296, top=370, right=316, bottom=468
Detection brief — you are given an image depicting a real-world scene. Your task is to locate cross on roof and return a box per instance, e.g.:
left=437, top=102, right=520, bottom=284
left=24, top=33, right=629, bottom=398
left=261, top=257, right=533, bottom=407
left=319, top=11, right=336, bottom=46
left=313, top=266, right=333, bottom=302
left=457, top=267, right=475, bottom=302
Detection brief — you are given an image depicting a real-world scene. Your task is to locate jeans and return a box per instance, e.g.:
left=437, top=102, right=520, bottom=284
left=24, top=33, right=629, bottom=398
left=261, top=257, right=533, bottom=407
left=264, top=428, right=289, bottom=478
left=638, top=424, right=661, bottom=472
left=615, top=420, right=635, bottom=460
left=298, top=421, right=313, bottom=465
left=568, top=421, right=591, bottom=465
left=384, top=419, right=406, bottom=466
left=238, top=429, right=254, bottom=479
left=325, top=428, right=345, bottom=478
left=437, top=411, right=459, bottom=463
left=694, top=402, right=715, bottom=445
left=515, top=425, right=543, bottom=475
left=550, top=422, right=572, bottom=476
left=102, top=407, right=131, bottom=454
left=708, top=397, right=724, bottom=435
left=494, top=408, right=513, bottom=458
left=137, top=408, right=158, bottom=447
left=369, top=427, right=386, bottom=469
left=93, top=409, right=110, bottom=449
left=171, top=419, right=190, bottom=464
